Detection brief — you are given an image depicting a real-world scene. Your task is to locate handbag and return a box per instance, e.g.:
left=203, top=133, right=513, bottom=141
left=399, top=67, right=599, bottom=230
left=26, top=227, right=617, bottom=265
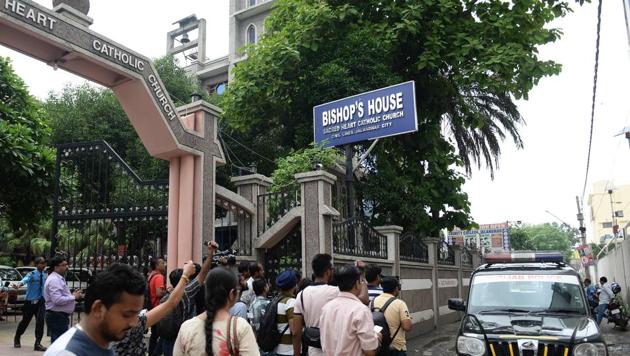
left=226, top=315, right=240, bottom=356
left=300, top=290, right=322, bottom=349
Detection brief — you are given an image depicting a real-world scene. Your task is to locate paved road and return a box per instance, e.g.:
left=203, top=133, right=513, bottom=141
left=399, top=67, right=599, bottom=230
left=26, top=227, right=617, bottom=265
left=0, top=312, right=628, bottom=355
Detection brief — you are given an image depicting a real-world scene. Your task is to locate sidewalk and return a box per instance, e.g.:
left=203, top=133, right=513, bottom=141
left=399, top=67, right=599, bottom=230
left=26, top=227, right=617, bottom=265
left=0, top=312, right=628, bottom=355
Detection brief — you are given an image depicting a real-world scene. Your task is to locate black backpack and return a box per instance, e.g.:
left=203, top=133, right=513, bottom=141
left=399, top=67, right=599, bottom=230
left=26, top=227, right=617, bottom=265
left=257, top=295, right=291, bottom=352
left=157, top=292, right=185, bottom=340
left=144, top=274, right=158, bottom=311
left=371, top=297, right=401, bottom=355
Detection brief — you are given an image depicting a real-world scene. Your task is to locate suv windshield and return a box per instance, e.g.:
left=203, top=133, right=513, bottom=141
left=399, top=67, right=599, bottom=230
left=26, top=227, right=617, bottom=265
left=0, top=268, right=22, bottom=281
left=468, top=274, right=586, bottom=315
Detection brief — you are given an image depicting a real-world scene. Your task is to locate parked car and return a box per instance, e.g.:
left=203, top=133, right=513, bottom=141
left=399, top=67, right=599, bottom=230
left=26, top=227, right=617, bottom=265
left=65, top=268, right=93, bottom=292
left=0, top=266, right=26, bottom=307
left=15, top=266, right=36, bottom=278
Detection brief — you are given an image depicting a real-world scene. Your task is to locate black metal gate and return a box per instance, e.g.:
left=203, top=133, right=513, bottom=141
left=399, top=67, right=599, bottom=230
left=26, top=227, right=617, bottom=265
left=264, top=225, right=302, bottom=290
left=50, top=141, right=169, bottom=291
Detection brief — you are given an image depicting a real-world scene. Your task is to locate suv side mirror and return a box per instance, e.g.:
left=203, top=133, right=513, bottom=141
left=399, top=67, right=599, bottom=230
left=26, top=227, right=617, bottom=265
left=448, top=298, right=466, bottom=311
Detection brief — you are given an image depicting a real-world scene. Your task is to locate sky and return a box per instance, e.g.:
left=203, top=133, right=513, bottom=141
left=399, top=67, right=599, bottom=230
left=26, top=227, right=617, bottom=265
left=2, top=0, right=630, bottom=239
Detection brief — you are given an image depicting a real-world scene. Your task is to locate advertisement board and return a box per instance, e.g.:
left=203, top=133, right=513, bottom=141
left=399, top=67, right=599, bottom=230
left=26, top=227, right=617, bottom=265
left=313, top=81, right=418, bottom=147
left=448, top=223, right=510, bottom=251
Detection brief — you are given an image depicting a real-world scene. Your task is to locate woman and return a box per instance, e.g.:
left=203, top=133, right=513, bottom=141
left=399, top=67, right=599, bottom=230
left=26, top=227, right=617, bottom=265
left=174, top=267, right=259, bottom=356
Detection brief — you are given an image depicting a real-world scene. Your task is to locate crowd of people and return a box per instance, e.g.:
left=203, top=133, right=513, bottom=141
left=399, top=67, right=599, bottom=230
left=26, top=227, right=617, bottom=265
left=584, top=276, right=616, bottom=325
left=10, top=243, right=413, bottom=355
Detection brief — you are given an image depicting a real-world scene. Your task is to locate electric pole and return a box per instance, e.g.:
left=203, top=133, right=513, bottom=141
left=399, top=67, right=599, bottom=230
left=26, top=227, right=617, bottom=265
left=576, top=196, right=590, bottom=279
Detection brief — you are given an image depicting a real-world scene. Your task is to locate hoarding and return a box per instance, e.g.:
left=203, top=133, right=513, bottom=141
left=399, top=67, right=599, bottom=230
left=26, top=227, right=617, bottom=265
left=448, top=223, right=510, bottom=251
left=313, top=81, right=418, bottom=147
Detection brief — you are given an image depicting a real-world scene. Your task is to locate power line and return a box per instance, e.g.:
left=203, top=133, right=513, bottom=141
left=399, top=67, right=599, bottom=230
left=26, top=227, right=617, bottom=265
left=581, top=0, right=604, bottom=201
left=219, top=129, right=277, bottom=165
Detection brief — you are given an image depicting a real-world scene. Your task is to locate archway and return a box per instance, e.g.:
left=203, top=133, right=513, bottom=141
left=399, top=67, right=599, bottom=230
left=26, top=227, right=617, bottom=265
left=0, top=0, right=224, bottom=266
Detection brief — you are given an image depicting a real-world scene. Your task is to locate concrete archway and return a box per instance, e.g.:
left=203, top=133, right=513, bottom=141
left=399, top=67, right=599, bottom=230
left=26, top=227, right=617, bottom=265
left=0, top=0, right=224, bottom=265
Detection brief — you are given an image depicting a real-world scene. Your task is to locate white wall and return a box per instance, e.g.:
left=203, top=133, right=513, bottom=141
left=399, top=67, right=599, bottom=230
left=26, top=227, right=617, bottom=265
left=595, top=238, right=630, bottom=300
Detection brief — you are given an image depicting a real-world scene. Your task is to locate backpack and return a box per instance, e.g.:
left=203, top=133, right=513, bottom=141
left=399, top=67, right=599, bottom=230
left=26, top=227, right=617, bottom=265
left=157, top=292, right=185, bottom=340
left=256, top=295, right=291, bottom=352
left=371, top=297, right=401, bottom=355
left=144, top=273, right=158, bottom=311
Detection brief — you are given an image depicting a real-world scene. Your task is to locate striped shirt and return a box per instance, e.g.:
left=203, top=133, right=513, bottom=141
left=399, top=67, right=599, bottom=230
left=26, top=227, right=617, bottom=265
left=274, top=294, right=296, bottom=356
left=368, top=285, right=383, bottom=303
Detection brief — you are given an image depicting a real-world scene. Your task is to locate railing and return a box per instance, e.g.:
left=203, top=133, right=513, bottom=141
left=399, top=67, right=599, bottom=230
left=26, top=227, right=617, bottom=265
left=437, top=241, right=455, bottom=265
left=333, top=218, right=388, bottom=259
left=461, top=247, right=473, bottom=267
left=399, top=232, right=429, bottom=263
left=257, top=189, right=301, bottom=235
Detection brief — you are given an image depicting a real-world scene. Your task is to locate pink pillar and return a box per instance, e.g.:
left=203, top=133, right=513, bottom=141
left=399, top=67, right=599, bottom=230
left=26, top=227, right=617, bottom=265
left=167, top=158, right=180, bottom=272
left=177, top=155, right=195, bottom=265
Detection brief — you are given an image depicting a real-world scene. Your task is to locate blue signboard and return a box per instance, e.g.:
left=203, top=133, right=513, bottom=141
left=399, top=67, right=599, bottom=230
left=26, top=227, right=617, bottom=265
left=313, top=81, right=418, bottom=147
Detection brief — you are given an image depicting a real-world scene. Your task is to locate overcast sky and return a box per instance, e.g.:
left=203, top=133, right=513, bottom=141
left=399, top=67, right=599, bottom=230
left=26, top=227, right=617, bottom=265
left=2, top=0, right=630, bottom=238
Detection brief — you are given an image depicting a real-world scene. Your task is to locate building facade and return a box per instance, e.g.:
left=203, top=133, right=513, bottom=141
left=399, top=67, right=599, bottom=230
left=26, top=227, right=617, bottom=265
left=587, top=180, right=630, bottom=244
left=166, top=0, right=276, bottom=98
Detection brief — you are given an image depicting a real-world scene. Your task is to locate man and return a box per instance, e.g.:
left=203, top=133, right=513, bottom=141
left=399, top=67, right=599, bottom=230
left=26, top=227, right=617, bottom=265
left=249, top=278, right=270, bottom=333
left=159, top=241, right=217, bottom=356
left=373, top=277, right=412, bottom=355
left=229, top=272, right=250, bottom=319
left=14, top=257, right=48, bottom=351
left=292, top=254, right=339, bottom=356
left=44, top=256, right=83, bottom=343
left=241, top=262, right=264, bottom=307
left=319, top=265, right=380, bottom=356
left=274, top=270, right=298, bottom=356
left=584, top=278, right=598, bottom=311
left=44, top=263, right=147, bottom=356
left=596, top=276, right=615, bottom=325
left=366, top=266, right=383, bottom=303
left=147, top=257, right=166, bottom=356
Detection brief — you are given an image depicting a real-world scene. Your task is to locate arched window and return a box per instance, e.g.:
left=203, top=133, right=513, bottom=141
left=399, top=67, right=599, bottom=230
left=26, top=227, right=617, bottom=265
left=248, top=0, right=257, bottom=7
left=246, top=24, right=256, bottom=44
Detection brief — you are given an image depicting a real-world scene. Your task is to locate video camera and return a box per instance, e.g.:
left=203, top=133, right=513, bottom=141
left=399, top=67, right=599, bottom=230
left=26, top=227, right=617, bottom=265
left=212, top=249, right=238, bottom=267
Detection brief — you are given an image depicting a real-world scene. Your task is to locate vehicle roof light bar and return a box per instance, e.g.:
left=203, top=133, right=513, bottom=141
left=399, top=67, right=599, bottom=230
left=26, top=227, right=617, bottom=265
left=485, top=251, right=564, bottom=264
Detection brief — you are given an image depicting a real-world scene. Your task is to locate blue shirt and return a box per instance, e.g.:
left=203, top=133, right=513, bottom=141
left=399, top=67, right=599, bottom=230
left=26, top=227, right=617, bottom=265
left=229, top=300, right=248, bottom=319
left=585, top=284, right=597, bottom=302
left=21, top=269, right=47, bottom=302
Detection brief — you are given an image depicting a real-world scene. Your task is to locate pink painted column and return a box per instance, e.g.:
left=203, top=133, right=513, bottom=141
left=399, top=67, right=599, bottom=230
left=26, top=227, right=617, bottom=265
left=177, top=154, right=195, bottom=265
left=167, top=158, right=180, bottom=269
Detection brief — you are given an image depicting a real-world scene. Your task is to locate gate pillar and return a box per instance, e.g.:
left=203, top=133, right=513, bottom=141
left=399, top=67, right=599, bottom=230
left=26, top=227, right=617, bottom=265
left=167, top=102, right=225, bottom=268
left=295, top=171, right=339, bottom=278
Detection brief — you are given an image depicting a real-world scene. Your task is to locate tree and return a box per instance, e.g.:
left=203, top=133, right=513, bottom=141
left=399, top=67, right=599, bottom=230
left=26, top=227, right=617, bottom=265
left=0, top=57, right=55, bottom=227
left=221, top=0, right=579, bottom=233
left=509, top=223, right=574, bottom=260
left=44, top=55, right=209, bottom=180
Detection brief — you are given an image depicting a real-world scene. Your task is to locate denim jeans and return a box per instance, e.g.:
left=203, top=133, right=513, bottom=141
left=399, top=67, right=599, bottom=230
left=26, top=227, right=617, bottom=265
left=162, top=338, right=175, bottom=356
left=595, top=303, right=608, bottom=325
left=45, top=311, right=70, bottom=343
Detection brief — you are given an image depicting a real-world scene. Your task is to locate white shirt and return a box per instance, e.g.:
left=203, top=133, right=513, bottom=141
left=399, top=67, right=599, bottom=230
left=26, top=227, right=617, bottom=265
left=599, top=283, right=614, bottom=304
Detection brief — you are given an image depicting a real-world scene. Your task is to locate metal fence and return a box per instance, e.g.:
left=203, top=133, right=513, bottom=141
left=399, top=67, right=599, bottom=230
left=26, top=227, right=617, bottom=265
left=400, top=232, right=429, bottom=263
left=257, top=189, right=301, bottom=235
left=437, top=241, right=455, bottom=265
left=333, top=218, right=388, bottom=259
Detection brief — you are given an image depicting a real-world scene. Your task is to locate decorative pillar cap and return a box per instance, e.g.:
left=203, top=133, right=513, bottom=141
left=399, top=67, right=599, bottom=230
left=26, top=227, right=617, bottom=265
left=53, top=2, right=93, bottom=27
left=374, top=225, right=403, bottom=235
left=423, top=236, right=441, bottom=244
left=295, top=170, right=336, bottom=185
left=231, top=174, right=272, bottom=187
left=176, top=100, right=222, bottom=117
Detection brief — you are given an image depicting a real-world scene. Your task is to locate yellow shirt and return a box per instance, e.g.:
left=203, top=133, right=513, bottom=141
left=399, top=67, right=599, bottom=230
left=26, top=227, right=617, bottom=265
left=373, top=293, right=411, bottom=351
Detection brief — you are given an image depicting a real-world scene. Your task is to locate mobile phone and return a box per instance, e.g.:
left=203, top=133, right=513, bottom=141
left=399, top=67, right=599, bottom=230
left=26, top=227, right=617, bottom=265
left=373, top=325, right=383, bottom=333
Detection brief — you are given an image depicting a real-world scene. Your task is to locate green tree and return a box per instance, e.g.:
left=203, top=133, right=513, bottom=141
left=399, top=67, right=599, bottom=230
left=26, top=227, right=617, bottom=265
left=44, top=55, right=209, bottom=180
left=221, top=0, right=581, bottom=233
left=509, top=223, right=574, bottom=259
left=0, top=57, right=55, bottom=227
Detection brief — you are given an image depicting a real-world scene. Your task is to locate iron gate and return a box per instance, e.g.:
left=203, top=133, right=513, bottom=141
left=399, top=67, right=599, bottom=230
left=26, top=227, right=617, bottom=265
left=264, top=225, right=302, bottom=290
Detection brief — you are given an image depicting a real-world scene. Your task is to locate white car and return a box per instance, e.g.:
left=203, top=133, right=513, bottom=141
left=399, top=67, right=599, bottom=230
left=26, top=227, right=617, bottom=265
left=0, top=266, right=26, bottom=307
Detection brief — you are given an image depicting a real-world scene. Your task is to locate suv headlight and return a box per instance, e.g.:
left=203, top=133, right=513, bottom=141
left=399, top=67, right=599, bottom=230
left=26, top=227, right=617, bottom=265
left=457, top=335, right=486, bottom=356
left=574, top=343, right=607, bottom=356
